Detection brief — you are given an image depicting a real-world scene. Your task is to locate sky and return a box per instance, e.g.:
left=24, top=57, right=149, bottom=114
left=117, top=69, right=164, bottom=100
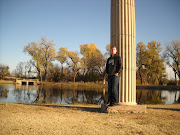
left=0, top=0, right=180, bottom=79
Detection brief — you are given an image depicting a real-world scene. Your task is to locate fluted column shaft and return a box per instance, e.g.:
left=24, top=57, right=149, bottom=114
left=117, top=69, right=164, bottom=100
left=111, top=0, right=136, bottom=105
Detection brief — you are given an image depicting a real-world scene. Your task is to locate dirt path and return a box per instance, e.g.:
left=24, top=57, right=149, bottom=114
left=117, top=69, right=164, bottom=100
left=0, top=103, right=180, bottom=135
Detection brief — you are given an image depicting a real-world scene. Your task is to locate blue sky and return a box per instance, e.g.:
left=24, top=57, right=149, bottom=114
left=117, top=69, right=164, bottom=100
left=0, top=0, right=180, bottom=76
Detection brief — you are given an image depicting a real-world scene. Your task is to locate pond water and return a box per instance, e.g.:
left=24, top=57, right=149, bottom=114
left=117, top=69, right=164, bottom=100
left=0, top=84, right=179, bottom=105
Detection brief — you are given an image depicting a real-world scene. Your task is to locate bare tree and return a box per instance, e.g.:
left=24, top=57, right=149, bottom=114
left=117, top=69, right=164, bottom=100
left=164, top=40, right=180, bottom=85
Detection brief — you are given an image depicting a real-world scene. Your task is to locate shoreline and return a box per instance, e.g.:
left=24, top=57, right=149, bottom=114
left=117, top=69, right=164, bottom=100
left=137, top=85, right=180, bottom=90
left=0, top=80, right=179, bottom=90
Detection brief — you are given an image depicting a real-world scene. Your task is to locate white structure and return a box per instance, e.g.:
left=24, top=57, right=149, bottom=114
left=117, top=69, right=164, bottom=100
left=111, top=0, right=136, bottom=105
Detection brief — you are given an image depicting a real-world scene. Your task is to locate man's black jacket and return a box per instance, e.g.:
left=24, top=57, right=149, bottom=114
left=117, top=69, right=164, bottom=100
left=106, top=54, right=122, bottom=76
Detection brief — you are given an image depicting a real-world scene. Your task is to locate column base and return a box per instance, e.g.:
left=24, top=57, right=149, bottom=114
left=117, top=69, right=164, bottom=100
left=118, top=102, right=137, bottom=105
left=101, top=103, right=146, bottom=113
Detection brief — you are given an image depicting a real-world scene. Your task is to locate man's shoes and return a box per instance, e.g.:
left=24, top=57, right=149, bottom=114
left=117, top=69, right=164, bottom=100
left=108, top=102, right=118, bottom=106
left=113, top=102, right=118, bottom=106
left=106, top=102, right=111, bottom=106
left=108, top=103, right=114, bottom=106
left=108, top=102, right=114, bottom=106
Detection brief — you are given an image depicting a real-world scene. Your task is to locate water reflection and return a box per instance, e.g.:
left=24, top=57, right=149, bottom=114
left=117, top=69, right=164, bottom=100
left=137, top=90, right=166, bottom=104
left=32, top=85, right=107, bottom=105
left=0, top=84, right=179, bottom=105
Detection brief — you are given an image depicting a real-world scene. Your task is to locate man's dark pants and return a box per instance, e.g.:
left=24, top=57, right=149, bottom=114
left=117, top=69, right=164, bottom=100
left=108, top=75, right=119, bottom=104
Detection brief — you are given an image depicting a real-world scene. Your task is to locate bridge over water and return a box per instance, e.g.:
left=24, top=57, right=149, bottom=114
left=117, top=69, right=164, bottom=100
left=16, top=79, right=39, bottom=85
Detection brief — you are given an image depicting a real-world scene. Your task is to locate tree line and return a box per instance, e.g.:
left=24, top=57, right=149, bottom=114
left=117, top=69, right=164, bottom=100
left=22, top=37, right=107, bottom=83
left=1, top=37, right=179, bottom=85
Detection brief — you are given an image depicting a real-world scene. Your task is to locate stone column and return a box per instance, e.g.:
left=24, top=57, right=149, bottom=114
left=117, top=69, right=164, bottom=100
left=111, top=0, right=136, bottom=105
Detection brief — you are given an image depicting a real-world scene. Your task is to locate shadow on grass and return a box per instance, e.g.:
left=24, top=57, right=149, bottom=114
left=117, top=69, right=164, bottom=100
left=147, top=106, right=180, bottom=112
left=21, top=103, right=102, bottom=113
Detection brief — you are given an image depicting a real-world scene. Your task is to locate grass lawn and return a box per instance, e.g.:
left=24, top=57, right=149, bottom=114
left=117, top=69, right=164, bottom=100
left=0, top=103, right=180, bottom=135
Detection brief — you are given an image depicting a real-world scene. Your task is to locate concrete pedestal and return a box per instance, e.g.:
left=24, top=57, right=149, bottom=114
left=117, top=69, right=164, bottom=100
left=101, top=104, right=146, bottom=113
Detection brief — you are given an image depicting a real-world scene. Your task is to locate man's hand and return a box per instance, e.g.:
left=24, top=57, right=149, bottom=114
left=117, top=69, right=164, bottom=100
left=115, top=73, right=118, bottom=76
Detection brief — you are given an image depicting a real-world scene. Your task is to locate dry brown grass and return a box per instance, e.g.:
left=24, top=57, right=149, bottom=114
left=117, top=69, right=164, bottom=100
left=0, top=103, right=180, bottom=135
left=0, top=80, right=15, bottom=84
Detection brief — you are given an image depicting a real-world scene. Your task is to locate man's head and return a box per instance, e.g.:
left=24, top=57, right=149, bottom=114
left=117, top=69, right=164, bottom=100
left=111, top=46, right=117, bottom=56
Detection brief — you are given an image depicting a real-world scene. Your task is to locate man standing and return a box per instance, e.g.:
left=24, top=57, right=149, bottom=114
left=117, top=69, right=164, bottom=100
left=106, top=46, right=122, bottom=106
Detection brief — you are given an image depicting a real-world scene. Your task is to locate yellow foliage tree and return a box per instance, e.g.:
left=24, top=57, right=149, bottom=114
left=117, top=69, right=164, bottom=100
left=24, top=37, right=56, bottom=81
left=80, top=43, right=105, bottom=81
left=136, top=41, right=166, bottom=85
left=136, top=42, right=146, bottom=84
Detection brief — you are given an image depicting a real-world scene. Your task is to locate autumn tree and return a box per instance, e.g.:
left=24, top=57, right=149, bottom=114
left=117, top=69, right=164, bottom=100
left=163, top=40, right=180, bottom=85
left=79, top=57, right=87, bottom=80
left=51, top=64, right=62, bottom=82
left=56, top=47, right=68, bottom=75
left=145, top=41, right=166, bottom=85
left=80, top=43, right=105, bottom=81
left=24, top=42, right=43, bottom=80
left=24, top=37, right=56, bottom=81
left=136, top=42, right=146, bottom=84
left=136, top=41, right=166, bottom=85
left=0, top=64, right=10, bottom=79
left=67, top=51, right=81, bottom=82
left=45, top=63, right=61, bottom=82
